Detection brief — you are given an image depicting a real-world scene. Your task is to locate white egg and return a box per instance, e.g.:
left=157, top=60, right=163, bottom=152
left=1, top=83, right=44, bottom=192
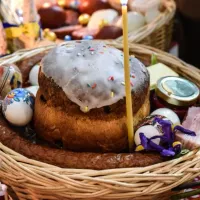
left=151, top=108, right=180, bottom=125
left=88, top=9, right=118, bottom=30
left=145, top=7, right=160, bottom=23
left=135, top=125, right=162, bottom=146
left=116, top=12, right=145, bottom=32
left=26, top=86, right=39, bottom=97
left=2, top=88, right=35, bottom=126
left=29, top=64, right=40, bottom=86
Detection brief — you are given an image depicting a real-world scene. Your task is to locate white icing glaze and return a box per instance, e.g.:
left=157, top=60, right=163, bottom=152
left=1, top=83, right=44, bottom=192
left=41, top=41, right=148, bottom=112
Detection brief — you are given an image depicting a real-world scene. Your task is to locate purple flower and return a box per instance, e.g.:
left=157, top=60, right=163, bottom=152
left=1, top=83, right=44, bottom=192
left=174, top=125, right=196, bottom=136
left=136, top=116, right=195, bottom=157
left=154, top=117, right=174, bottom=142
left=161, top=149, right=175, bottom=157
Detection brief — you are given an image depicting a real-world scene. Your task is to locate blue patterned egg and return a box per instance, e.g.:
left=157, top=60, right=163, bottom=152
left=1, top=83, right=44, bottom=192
left=0, top=64, right=22, bottom=98
left=2, top=88, right=35, bottom=126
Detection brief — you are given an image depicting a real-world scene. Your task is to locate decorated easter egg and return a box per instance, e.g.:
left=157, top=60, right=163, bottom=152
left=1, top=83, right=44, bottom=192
left=38, top=5, right=66, bottom=29
left=44, top=30, right=57, bottom=41
left=2, top=88, right=35, bottom=126
left=64, top=35, right=72, bottom=41
left=135, top=125, right=162, bottom=146
left=151, top=108, right=180, bottom=125
left=116, top=12, right=145, bottom=32
left=88, top=9, right=118, bottom=30
left=26, top=86, right=39, bottom=97
left=0, top=64, right=22, bottom=98
left=78, top=14, right=90, bottom=25
left=29, top=64, right=40, bottom=86
left=79, top=0, right=111, bottom=15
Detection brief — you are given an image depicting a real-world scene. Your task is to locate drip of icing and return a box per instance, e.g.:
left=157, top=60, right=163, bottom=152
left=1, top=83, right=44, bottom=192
left=41, top=41, right=148, bottom=112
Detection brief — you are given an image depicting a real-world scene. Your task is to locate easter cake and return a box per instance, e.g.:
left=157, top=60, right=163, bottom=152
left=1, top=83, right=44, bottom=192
left=34, top=41, right=150, bottom=153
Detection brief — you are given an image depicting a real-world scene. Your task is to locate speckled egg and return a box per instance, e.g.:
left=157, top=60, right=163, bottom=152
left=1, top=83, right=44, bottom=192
left=151, top=108, right=180, bottom=125
left=29, top=64, right=40, bottom=86
left=2, top=88, right=35, bottom=126
left=26, top=86, right=39, bottom=97
left=0, top=64, right=22, bottom=98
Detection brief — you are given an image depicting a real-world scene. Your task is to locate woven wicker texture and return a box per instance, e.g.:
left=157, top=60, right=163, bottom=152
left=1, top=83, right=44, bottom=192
left=0, top=41, right=199, bottom=200
left=116, top=0, right=176, bottom=51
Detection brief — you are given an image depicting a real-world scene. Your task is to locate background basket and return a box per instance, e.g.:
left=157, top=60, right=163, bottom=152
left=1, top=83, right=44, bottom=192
left=117, top=0, right=176, bottom=51
left=0, top=41, right=200, bottom=200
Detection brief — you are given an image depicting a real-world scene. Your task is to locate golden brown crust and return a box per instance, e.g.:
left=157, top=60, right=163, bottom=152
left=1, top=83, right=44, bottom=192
left=0, top=115, right=163, bottom=169
left=34, top=81, right=150, bottom=152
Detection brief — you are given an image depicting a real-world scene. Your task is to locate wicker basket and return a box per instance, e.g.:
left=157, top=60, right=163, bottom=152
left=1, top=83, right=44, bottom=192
left=0, top=41, right=200, bottom=200
left=117, top=0, right=176, bottom=51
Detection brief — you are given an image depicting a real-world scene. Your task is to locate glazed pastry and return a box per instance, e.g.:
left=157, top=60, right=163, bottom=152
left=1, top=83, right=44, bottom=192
left=34, top=41, right=150, bottom=153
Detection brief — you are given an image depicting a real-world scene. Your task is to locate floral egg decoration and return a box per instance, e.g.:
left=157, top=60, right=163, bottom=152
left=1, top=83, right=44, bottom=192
left=2, top=88, right=35, bottom=126
left=0, top=64, right=22, bottom=98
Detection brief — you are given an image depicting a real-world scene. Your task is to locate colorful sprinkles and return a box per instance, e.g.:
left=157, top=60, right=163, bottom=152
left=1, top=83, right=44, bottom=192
left=130, top=81, right=134, bottom=87
left=130, top=74, right=135, bottom=78
left=84, top=106, right=88, bottom=112
left=92, top=83, right=97, bottom=89
left=108, top=76, right=114, bottom=81
left=111, top=92, right=114, bottom=97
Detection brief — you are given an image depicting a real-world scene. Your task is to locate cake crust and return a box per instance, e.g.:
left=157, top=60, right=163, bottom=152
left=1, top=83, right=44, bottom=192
left=34, top=41, right=150, bottom=152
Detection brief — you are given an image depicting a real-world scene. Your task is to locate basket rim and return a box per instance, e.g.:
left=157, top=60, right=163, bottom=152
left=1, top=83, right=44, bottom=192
left=116, top=0, right=176, bottom=42
left=0, top=41, right=200, bottom=199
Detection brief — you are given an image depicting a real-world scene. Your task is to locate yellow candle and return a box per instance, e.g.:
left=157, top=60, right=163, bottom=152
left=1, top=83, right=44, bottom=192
left=121, top=0, right=134, bottom=152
